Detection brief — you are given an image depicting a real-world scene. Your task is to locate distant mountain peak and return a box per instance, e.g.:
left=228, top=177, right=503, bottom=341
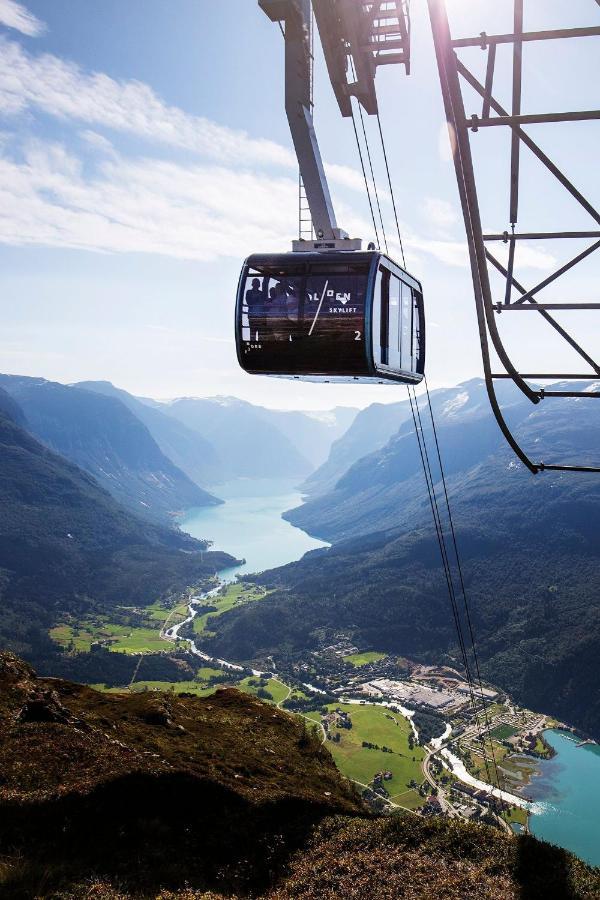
left=442, top=390, right=470, bottom=417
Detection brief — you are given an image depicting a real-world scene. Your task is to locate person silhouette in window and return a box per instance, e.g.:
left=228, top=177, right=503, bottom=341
left=245, top=277, right=266, bottom=340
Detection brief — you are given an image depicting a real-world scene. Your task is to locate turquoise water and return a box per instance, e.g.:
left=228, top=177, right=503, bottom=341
left=528, top=730, right=600, bottom=867
left=180, top=478, right=329, bottom=580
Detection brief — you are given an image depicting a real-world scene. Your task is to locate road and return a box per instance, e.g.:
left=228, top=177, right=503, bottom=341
left=421, top=748, right=458, bottom=817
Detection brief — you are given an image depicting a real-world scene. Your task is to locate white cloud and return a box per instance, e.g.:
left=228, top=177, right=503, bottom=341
left=423, top=196, right=457, bottom=230
left=0, top=140, right=298, bottom=260
left=79, top=129, right=116, bottom=156
left=0, top=0, right=44, bottom=37
left=492, top=243, right=556, bottom=272
left=0, top=36, right=491, bottom=270
left=0, top=37, right=295, bottom=168
left=406, top=235, right=468, bottom=268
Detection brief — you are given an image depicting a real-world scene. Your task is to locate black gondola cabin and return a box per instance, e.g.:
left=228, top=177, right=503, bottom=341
left=236, top=251, right=424, bottom=384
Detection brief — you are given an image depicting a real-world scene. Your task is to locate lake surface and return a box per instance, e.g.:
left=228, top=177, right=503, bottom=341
left=528, top=729, right=600, bottom=867
left=180, top=478, right=329, bottom=579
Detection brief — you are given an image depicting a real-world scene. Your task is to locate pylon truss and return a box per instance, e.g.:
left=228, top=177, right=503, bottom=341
left=427, top=0, right=600, bottom=472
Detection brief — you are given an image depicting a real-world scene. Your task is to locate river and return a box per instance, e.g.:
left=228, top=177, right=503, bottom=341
left=528, top=730, right=600, bottom=867
left=180, top=478, right=329, bottom=578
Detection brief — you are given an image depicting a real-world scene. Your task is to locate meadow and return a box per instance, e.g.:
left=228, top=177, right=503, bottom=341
left=343, top=651, right=387, bottom=667
left=50, top=595, right=192, bottom=655
left=192, top=582, right=270, bottom=637
left=308, top=702, right=425, bottom=810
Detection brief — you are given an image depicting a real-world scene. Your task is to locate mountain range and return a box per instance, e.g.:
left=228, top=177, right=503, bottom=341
left=285, top=379, right=534, bottom=540
left=0, top=375, right=219, bottom=525
left=4, top=366, right=600, bottom=739
left=0, top=375, right=357, bottom=527
left=0, top=371, right=357, bottom=677
left=154, top=395, right=355, bottom=481
left=77, top=379, right=223, bottom=488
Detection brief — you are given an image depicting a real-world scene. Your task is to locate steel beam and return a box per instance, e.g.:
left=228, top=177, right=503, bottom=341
left=452, top=25, right=600, bottom=48
left=515, top=239, right=600, bottom=305
left=484, top=231, right=600, bottom=241
left=429, top=0, right=600, bottom=472
left=539, top=464, right=600, bottom=473
left=481, top=43, right=496, bottom=120
left=495, top=303, right=600, bottom=311
left=492, top=374, right=600, bottom=380
left=261, top=0, right=342, bottom=241
left=470, top=110, right=600, bottom=128
left=427, top=0, right=539, bottom=474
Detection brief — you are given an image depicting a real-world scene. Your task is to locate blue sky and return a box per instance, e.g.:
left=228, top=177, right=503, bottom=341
left=0, top=0, right=597, bottom=409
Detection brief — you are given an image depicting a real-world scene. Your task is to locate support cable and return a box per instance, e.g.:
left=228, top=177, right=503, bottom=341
left=355, top=97, right=389, bottom=254
left=377, top=111, right=407, bottom=268
left=350, top=102, right=381, bottom=249
left=406, top=386, right=498, bottom=797
left=420, top=376, right=504, bottom=795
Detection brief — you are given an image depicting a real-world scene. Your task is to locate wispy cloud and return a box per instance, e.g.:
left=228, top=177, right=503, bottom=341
left=0, top=37, right=375, bottom=197
left=0, top=37, right=295, bottom=167
left=423, top=196, right=457, bottom=230
left=0, top=141, right=298, bottom=260
left=0, top=0, right=44, bottom=37
left=79, top=129, right=116, bottom=157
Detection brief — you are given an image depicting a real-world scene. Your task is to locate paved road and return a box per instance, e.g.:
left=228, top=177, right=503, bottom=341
left=422, top=748, right=457, bottom=818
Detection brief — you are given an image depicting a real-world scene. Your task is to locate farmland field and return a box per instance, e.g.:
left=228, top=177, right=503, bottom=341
left=343, top=651, right=387, bottom=667
left=312, top=703, right=425, bottom=810
left=193, top=582, right=270, bottom=637
left=490, top=724, right=518, bottom=741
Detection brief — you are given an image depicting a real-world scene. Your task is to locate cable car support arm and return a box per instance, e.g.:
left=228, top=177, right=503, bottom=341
left=259, top=0, right=353, bottom=245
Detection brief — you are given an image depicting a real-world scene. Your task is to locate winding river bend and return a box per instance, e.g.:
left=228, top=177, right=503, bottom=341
left=178, top=479, right=600, bottom=868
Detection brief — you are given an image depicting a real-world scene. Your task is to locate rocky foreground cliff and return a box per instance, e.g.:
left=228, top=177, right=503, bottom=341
left=0, top=653, right=598, bottom=899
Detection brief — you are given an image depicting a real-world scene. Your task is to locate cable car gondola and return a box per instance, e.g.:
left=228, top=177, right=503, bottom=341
left=236, top=250, right=425, bottom=384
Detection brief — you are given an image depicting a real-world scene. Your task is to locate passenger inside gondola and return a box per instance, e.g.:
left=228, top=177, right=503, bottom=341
left=245, top=277, right=266, bottom=339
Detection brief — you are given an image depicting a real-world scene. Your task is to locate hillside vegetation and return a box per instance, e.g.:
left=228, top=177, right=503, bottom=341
left=77, top=380, right=224, bottom=488
left=0, top=392, right=235, bottom=669
left=1, top=653, right=598, bottom=899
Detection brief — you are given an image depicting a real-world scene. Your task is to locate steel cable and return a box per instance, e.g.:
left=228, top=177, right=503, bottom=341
left=350, top=101, right=381, bottom=250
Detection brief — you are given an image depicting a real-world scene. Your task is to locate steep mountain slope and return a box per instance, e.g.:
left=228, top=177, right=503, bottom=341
left=0, top=385, right=27, bottom=425
left=2, top=654, right=597, bottom=899
left=286, top=379, right=539, bottom=540
left=157, top=396, right=316, bottom=481
left=77, top=379, right=223, bottom=487
left=206, top=389, right=600, bottom=738
left=0, top=374, right=218, bottom=524
left=300, top=399, right=414, bottom=498
left=0, top=394, right=233, bottom=663
left=264, top=405, right=358, bottom=469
